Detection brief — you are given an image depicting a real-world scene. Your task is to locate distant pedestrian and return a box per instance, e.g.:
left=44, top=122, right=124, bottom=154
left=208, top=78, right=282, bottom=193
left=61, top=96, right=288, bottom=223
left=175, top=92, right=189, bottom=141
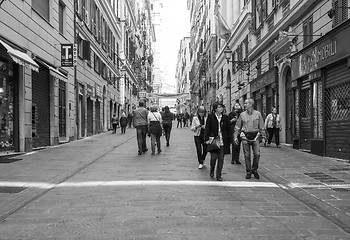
left=183, top=112, right=189, bottom=127
left=120, top=111, right=128, bottom=134
left=191, top=106, right=207, bottom=169
left=228, top=102, right=243, bottom=164
left=133, top=101, right=149, bottom=155
left=265, top=107, right=282, bottom=148
left=161, top=106, right=174, bottom=147
left=176, top=113, right=183, bottom=128
left=205, top=102, right=232, bottom=181
left=111, top=114, right=119, bottom=134
left=148, top=105, right=163, bottom=155
left=234, top=98, right=266, bottom=180
left=127, top=112, right=133, bottom=128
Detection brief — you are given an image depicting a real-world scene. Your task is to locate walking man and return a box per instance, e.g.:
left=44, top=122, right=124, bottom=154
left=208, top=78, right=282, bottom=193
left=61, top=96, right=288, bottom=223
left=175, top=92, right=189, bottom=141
left=234, top=99, right=266, bottom=180
left=133, top=101, right=149, bottom=155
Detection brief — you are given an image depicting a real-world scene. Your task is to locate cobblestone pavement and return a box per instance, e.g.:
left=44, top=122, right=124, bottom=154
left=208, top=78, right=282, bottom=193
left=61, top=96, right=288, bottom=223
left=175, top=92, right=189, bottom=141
left=0, top=125, right=349, bottom=239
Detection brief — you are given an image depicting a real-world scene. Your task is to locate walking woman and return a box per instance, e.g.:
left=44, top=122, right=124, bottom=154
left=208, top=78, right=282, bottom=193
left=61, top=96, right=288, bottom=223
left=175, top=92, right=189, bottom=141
left=148, top=105, right=163, bottom=155
left=265, top=107, right=282, bottom=148
left=120, top=111, right=128, bottom=134
left=204, top=102, right=232, bottom=181
left=161, top=106, right=174, bottom=147
left=191, top=106, right=207, bottom=169
left=228, top=102, right=243, bottom=164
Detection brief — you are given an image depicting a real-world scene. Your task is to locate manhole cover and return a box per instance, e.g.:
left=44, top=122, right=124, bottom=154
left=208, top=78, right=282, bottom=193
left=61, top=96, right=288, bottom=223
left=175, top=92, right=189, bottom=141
left=0, top=186, right=27, bottom=194
left=304, top=172, right=348, bottom=185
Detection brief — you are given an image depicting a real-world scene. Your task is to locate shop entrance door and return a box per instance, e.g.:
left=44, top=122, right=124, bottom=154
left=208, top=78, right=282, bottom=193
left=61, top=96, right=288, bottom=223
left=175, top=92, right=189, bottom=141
left=58, top=80, right=66, bottom=138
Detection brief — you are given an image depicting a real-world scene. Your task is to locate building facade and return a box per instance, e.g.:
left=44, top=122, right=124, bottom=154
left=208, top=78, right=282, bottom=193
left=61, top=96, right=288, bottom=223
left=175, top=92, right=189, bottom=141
left=0, top=0, right=155, bottom=153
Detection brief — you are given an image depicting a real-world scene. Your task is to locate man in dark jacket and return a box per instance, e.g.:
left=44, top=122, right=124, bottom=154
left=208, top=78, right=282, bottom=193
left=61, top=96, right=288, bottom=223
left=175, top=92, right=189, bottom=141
left=161, top=106, right=174, bottom=147
left=204, top=102, right=232, bottom=181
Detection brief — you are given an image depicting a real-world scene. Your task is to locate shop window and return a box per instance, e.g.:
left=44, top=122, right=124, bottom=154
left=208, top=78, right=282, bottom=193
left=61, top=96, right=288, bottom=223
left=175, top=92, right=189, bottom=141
left=300, top=88, right=311, bottom=118
left=332, top=0, right=349, bottom=27
left=32, top=0, right=50, bottom=21
left=325, top=82, right=350, bottom=120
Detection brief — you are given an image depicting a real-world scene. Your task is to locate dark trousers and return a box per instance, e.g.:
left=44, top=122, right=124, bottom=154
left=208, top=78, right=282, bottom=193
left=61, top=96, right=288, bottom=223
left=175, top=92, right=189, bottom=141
left=210, top=146, right=224, bottom=178
left=163, top=124, right=172, bottom=144
left=267, top=127, right=280, bottom=145
left=231, top=140, right=241, bottom=163
left=150, top=134, right=161, bottom=153
left=177, top=120, right=182, bottom=128
left=194, top=136, right=207, bottom=164
left=136, top=125, right=148, bottom=153
left=112, top=123, right=117, bottom=133
left=121, top=125, right=127, bottom=134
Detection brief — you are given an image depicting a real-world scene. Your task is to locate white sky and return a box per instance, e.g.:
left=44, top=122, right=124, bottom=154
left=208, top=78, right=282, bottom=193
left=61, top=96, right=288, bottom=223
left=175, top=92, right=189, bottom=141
left=157, top=0, right=190, bottom=93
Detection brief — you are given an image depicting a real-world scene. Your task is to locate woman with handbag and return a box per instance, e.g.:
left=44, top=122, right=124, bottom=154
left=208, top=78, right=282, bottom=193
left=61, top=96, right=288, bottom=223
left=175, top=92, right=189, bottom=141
left=147, top=105, right=163, bottom=155
left=264, top=107, right=282, bottom=148
left=204, top=102, right=232, bottom=181
left=190, top=106, right=207, bottom=169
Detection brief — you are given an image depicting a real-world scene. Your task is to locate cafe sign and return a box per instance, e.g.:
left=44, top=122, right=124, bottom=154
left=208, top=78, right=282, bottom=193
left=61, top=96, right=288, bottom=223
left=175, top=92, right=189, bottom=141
left=291, top=24, right=350, bottom=80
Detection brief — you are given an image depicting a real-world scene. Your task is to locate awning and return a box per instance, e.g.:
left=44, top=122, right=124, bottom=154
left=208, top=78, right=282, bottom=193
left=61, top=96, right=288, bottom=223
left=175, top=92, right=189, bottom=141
left=0, top=40, right=39, bottom=72
left=36, top=59, right=67, bottom=82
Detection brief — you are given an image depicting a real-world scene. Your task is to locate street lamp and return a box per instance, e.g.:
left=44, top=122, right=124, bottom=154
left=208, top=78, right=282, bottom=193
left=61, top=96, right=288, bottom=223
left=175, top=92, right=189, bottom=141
left=224, top=46, right=250, bottom=71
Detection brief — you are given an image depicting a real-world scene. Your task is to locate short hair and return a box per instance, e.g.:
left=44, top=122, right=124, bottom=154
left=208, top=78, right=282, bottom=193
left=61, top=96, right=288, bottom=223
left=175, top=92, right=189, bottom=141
left=139, top=101, right=145, bottom=107
left=212, top=101, right=223, bottom=111
left=150, top=105, right=158, bottom=112
left=246, top=98, right=254, bottom=105
left=197, top=106, right=205, bottom=114
left=164, top=106, right=169, bottom=111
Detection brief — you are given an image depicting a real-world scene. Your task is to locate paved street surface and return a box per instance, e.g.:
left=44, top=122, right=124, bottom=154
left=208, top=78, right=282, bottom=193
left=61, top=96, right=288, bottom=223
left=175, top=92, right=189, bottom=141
left=0, top=124, right=350, bottom=240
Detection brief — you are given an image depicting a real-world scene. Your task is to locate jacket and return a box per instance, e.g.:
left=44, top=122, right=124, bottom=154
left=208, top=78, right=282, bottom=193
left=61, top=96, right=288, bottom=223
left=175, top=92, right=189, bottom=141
left=265, top=113, right=281, bottom=129
left=190, top=115, right=207, bottom=137
left=132, top=107, right=148, bottom=127
left=204, top=113, right=232, bottom=154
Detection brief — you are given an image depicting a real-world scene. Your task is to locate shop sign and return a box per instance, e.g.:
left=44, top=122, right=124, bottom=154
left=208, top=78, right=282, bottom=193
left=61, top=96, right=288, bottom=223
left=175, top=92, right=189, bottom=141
left=250, top=67, right=277, bottom=93
left=61, top=44, right=77, bottom=67
left=291, top=25, right=350, bottom=80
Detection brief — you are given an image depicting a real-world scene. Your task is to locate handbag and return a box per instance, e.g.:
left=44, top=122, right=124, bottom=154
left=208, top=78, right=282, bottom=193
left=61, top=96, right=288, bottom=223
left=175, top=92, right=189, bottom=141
left=207, top=137, right=221, bottom=152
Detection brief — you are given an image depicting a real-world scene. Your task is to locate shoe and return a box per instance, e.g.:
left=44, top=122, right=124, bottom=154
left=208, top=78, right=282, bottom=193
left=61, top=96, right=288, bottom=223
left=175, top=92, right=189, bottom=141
left=216, top=177, right=223, bottom=181
left=198, top=164, right=203, bottom=169
left=138, top=152, right=142, bottom=155
left=203, top=162, right=206, bottom=166
left=235, top=161, right=242, bottom=165
left=158, top=149, right=162, bottom=154
left=166, top=143, right=169, bottom=147
left=231, top=161, right=235, bottom=164
left=246, top=173, right=252, bottom=179
left=210, top=173, right=214, bottom=178
left=143, top=148, right=148, bottom=153
left=277, top=145, right=281, bottom=148
left=253, top=172, right=260, bottom=179
left=151, top=152, right=155, bottom=155
left=266, top=143, right=270, bottom=147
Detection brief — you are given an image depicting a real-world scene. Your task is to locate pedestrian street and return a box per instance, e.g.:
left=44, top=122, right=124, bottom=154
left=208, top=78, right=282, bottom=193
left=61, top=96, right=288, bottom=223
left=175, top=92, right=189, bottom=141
left=0, top=126, right=349, bottom=239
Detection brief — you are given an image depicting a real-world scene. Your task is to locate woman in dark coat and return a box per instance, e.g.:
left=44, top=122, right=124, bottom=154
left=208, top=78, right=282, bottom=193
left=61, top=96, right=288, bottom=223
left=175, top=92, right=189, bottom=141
left=228, top=102, right=243, bottom=164
left=120, top=112, right=128, bottom=134
left=204, top=102, right=232, bottom=181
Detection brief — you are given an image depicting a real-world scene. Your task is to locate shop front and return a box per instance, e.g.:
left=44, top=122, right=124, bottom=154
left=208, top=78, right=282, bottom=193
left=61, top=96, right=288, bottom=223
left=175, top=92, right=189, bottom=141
left=291, top=21, right=350, bottom=160
left=249, top=67, right=278, bottom=119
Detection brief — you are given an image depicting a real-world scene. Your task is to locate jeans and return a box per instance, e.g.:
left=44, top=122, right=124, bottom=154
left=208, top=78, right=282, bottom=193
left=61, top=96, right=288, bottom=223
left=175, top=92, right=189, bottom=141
left=210, top=146, right=224, bottom=178
left=242, top=139, right=260, bottom=173
left=151, top=134, right=161, bottom=153
left=136, top=125, right=148, bottom=153
left=194, top=136, right=207, bottom=164
left=112, top=123, right=117, bottom=133
left=177, top=120, right=182, bottom=128
left=267, top=127, right=280, bottom=145
left=121, top=125, right=126, bottom=134
left=163, top=124, right=172, bottom=145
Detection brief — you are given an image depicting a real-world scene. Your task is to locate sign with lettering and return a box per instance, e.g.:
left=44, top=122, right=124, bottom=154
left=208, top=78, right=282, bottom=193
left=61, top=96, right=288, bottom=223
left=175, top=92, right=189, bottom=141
left=291, top=24, right=350, bottom=80
left=61, top=44, right=77, bottom=67
left=250, top=67, right=277, bottom=93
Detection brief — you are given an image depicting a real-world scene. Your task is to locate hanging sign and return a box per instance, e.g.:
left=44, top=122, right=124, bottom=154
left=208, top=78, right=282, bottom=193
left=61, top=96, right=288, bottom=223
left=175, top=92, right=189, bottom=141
left=61, top=44, right=77, bottom=67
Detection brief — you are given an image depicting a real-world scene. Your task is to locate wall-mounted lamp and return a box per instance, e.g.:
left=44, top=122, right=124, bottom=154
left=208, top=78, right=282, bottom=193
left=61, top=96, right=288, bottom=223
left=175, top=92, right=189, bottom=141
left=224, top=46, right=250, bottom=71
left=327, top=6, right=350, bottom=19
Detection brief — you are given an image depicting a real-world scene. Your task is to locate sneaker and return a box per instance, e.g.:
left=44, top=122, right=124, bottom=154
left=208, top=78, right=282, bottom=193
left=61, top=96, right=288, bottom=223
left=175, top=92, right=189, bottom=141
left=198, top=164, right=203, bottom=169
left=252, top=172, right=260, bottom=179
